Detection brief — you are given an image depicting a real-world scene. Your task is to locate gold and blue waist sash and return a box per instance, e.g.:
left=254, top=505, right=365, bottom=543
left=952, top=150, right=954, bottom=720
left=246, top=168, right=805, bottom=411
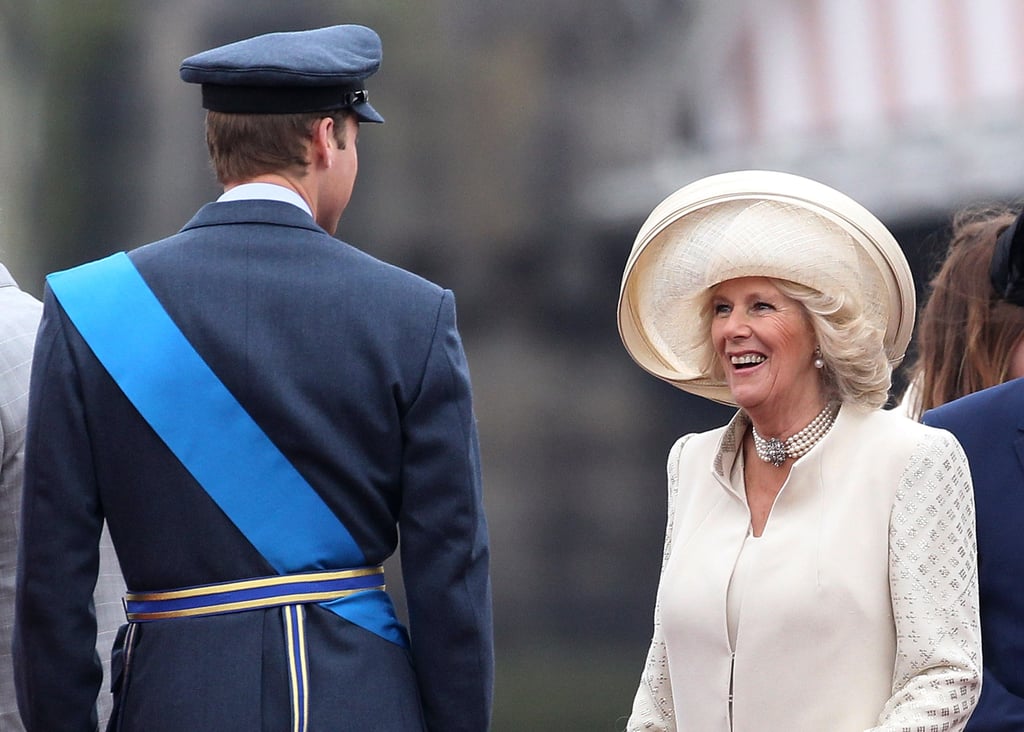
left=121, top=567, right=386, bottom=732
left=124, top=566, right=385, bottom=622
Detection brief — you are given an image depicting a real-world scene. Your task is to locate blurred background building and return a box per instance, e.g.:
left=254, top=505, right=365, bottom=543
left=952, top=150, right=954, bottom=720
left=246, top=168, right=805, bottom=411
left=2, top=1, right=1023, bottom=729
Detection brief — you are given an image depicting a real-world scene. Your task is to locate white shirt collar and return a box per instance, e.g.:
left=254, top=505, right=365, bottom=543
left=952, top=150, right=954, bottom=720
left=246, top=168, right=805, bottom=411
left=217, top=182, right=313, bottom=217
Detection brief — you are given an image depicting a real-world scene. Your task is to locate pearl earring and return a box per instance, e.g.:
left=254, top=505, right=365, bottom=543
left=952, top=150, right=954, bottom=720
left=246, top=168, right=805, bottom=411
left=813, top=346, right=825, bottom=369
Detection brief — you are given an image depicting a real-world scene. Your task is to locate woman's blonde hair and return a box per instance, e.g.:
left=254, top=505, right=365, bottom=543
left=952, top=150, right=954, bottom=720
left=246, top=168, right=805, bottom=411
left=691, top=278, right=891, bottom=409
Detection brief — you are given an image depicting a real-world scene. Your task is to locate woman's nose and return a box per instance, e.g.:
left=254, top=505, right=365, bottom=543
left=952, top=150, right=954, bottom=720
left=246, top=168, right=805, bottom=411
left=721, top=311, right=751, bottom=339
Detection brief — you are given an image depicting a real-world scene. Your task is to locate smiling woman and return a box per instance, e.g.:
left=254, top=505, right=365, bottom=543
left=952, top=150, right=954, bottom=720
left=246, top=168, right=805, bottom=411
left=616, top=170, right=982, bottom=732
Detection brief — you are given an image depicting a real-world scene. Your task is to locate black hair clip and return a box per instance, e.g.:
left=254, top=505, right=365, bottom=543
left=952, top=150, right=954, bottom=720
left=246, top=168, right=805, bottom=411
left=990, top=212, right=1024, bottom=306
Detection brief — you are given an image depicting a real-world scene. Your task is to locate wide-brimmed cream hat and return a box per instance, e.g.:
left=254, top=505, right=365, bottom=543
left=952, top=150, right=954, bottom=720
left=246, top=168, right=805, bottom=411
left=617, top=170, right=915, bottom=405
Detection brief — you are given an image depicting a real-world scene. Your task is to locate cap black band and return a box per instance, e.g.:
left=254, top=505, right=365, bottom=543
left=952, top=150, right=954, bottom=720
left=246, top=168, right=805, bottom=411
left=201, top=83, right=369, bottom=114
left=990, top=214, right=1024, bottom=306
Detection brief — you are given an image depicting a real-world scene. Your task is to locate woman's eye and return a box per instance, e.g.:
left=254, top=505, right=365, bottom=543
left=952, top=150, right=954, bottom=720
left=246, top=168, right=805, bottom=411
left=713, top=303, right=731, bottom=315
left=752, top=301, right=774, bottom=311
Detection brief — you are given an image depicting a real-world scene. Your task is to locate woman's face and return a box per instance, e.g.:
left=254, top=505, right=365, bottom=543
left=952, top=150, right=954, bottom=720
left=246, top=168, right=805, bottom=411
left=710, top=277, right=823, bottom=419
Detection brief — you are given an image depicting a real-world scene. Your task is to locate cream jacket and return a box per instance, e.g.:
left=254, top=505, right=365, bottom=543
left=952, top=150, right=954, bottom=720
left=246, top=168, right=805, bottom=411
left=627, top=405, right=981, bottom=732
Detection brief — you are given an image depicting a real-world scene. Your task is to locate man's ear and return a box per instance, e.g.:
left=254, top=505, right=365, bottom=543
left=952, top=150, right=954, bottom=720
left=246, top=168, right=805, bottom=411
left=310, top=117, right=336, bottom=167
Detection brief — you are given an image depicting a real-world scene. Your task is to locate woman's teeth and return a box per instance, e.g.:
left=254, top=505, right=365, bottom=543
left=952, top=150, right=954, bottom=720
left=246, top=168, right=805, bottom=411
left=731, top=354, right=766, bottom=367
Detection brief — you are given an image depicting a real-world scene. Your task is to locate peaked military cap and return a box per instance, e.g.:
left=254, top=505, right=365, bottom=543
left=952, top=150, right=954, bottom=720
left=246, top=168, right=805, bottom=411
left=179, top=25, right=384, bottom=122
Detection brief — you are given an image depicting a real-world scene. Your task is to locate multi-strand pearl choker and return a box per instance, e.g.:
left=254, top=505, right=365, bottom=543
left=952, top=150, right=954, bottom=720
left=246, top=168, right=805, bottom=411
left=751, top=402, right=839, bottom=467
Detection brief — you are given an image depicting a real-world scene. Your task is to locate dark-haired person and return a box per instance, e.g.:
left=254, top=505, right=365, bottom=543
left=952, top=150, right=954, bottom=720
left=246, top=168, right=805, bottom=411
left=898, top=206, right=1024, bottom=419
left=922, top=207, right=1024, bottom=731
left=13, top=25, right=492, bottom=732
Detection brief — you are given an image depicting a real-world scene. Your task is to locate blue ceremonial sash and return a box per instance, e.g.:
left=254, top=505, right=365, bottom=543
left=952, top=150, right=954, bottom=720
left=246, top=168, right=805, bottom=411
left=48, top=252, right=408, bottom=647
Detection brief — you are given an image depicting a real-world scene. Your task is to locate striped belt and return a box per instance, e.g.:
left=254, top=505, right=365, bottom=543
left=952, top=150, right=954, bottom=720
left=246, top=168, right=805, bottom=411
left=122, top=566, right=386, bottom=732
left=123, top=565, right=385, bottom=621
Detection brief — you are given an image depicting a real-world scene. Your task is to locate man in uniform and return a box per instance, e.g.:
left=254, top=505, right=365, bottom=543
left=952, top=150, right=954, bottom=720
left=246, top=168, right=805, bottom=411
left=14, top=24, right=492, bottom=731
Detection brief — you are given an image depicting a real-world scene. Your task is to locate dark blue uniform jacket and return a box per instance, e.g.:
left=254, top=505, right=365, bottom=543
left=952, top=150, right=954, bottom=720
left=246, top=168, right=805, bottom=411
left=14, top=200, right=493, bottom=731
left=924, top=378, right=1024, bottom=731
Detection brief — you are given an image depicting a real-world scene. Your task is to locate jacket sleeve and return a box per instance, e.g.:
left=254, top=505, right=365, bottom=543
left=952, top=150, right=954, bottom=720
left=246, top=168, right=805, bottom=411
left=965, top=668, right=1024, bottom=731
left=871, top=428, right=982, bottom=731
left=397, top=290, right=493, bottom=732
left=13, top=291, right=105, bottom=732
left=625, top=435, right=691, bottom=732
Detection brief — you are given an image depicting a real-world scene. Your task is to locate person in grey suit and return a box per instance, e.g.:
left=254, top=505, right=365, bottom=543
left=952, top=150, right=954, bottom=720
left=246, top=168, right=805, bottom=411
left=14, top=24, right=491, bottom=732
left=0, top=262, right=124, bottom=729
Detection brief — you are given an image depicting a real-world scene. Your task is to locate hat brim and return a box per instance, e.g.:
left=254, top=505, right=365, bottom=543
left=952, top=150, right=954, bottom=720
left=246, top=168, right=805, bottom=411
left=617, top=170, right=916, bottom=405
left=352, top=101, right=384, bottom=124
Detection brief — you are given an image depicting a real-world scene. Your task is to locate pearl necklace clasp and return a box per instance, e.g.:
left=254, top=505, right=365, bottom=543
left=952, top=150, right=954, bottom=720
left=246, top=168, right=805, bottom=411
left=751, top=402, right=839, bottom=467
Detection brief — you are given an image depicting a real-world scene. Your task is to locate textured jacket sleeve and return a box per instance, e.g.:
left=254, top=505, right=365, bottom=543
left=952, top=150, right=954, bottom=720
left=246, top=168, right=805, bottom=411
left=626, top=435, right=692, bottom=732
left=397, top=290, right=493, bottom=732
left=871, top=428, right=982, bottom=731
left=0, top=283, right=42, bottom=732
